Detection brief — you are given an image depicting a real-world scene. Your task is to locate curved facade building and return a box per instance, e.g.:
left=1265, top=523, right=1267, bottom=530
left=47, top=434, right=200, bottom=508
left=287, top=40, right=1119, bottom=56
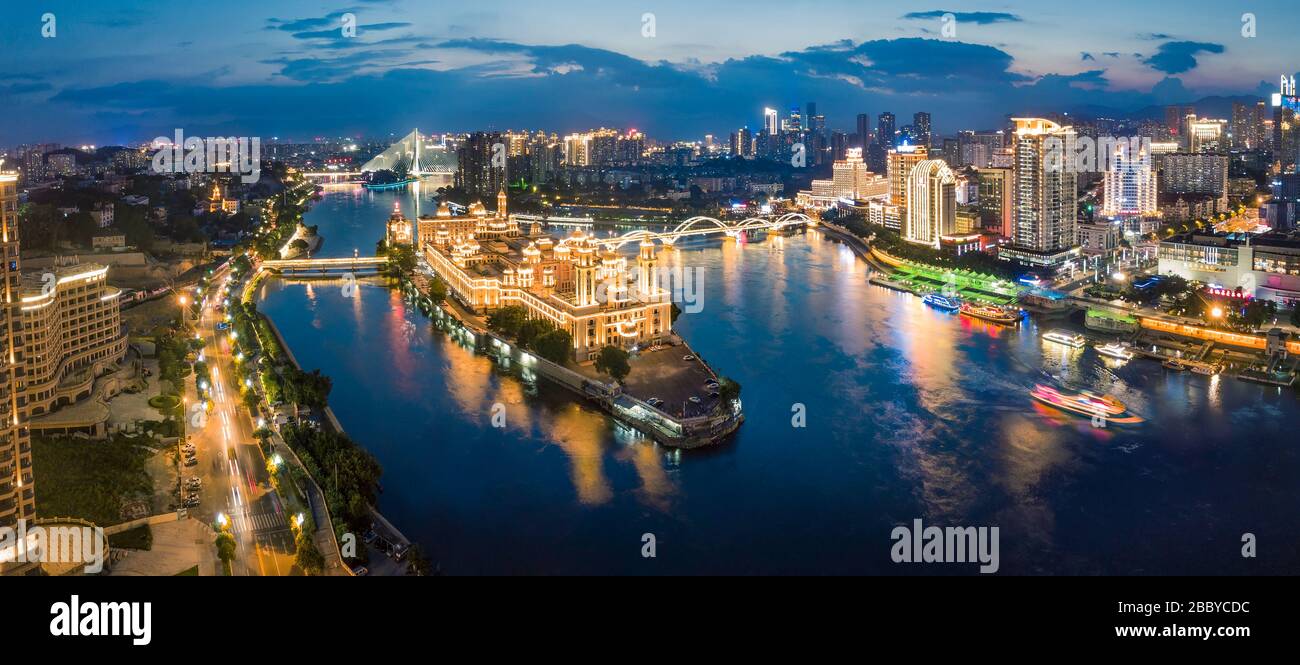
left=0, top=172, right=31, bottom=531
left=19, top=263, right=126, bottom=418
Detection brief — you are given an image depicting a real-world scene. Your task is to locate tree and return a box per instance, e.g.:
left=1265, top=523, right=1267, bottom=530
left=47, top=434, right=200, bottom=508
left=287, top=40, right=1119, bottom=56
left=718, top=376, right=742, bottom=405
left=215, top=532, right=237, bottom=566
left=486, top=306, right=528, bottom=337
left=516, top=318, right=553, bottom=348
left=594, top=345, right=631, bottom=383
left=530, top=329, right=572, bottom=364
left=428, top=276, right=448, bottom=304
left=294, top=531, right=325, bottom=576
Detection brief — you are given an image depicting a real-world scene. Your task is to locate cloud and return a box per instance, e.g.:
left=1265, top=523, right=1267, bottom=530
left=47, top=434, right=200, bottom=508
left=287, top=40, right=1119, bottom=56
left=901, top=10, right=1023, bottom=24
left=1080, top=52, right=1095, bottom=61
left=1143, top=41, right=1225, bottom=74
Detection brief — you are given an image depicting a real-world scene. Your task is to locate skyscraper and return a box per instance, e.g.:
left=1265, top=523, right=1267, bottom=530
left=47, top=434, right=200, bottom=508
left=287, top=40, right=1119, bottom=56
left=763, top=107, right=779, bottom=136
left=455, top=132, right=506, bottom=201
left=877, top=112, right=896, bottom=150
left=856, top=113, right=871, bottom=148
left=1002, top=118, right=1079, bottom=266
left=904, top=160, right=958, bottom=248
left=0, top=168, right=32, bottom=534
left=1101, top=141, right=1157, bottom=217
left=887, top=144, right=928, bottom=207
left=913, top=112, right=932, bottom=147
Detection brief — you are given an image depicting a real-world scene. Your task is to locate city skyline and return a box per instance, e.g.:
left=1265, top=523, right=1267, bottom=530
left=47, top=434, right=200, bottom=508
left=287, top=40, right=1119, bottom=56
left=1, top=0, right=1297, bottom=145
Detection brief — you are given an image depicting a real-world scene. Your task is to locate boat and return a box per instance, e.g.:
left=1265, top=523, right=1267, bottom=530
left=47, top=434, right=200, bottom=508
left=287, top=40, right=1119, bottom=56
left=1084, top=309, right=1140, bottom=334
left=1162, top=359, right=1188, bottom=371
left=1192, top=363, right=1221, bottom=376
left=922, top=293, right=961, bottom=312
left=1030, top=384, right=1143, bottom=424
left=1095, top=342, right=1135, bottom=361
left=1042, top=329, right=1086, bottom=348
left=959, top=302, right=1021, bottom=325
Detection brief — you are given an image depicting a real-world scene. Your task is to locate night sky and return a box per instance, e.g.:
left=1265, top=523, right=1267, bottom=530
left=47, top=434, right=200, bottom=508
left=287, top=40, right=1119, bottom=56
left=2, top=0, right=1296, bottom=144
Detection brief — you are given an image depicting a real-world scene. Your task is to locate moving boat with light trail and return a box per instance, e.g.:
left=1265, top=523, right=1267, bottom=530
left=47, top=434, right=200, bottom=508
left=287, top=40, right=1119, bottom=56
left=959, top=302, right=1021, bottom=325
left=1030, top=384, right=1144, bottom=424
left=1042, top=329, right=1087, bottom=348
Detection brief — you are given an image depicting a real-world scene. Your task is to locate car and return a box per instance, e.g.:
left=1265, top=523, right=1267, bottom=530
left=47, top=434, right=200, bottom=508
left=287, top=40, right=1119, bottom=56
left=688, top=396, right=701, bottom=404
left=705, top=380, right=719, bottom=389
left=186, top=478, right=202, bottom=488
left=351, top=566, right=369, bottom=577
left=183, top=498, right=200, bottom=508
left=646, top=397, right=663, bottom=407
left=683, top=355, right=696, bottom=361
left=184, top=457, right=198, bottom=467
left=363, top=529, right=379, bottom=544
left=215, top=322, right=229, bottom=330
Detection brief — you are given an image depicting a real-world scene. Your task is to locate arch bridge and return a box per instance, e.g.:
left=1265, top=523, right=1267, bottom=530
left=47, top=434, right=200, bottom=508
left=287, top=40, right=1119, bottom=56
left=594, top=213, right=813, bottom=249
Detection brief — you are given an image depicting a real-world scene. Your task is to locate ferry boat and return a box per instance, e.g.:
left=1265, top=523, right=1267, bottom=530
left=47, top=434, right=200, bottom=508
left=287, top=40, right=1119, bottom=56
left=1042, top=329, right=1086, bottom=348
left=922, top=293, right=961, bottom=312
left=1095, top=342, right=1135, bottom=361
left=959, top=302, right=1021, bottom=325
left=1030, top=384, right=1143, bottom=424
left=1191, top=363, right=1221, bottom=376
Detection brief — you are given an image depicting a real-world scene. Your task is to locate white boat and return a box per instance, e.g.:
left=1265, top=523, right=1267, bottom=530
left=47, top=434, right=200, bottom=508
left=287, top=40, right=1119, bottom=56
left=1042, top=330, right=1086, bottom=348
left=1095, top=342, right=1134, bottom=361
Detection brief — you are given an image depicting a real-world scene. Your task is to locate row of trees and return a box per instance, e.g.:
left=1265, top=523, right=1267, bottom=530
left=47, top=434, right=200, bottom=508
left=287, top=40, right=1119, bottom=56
left=829, top=211, right=1021, bottom=280
left=485, top=305, right=573, bottom=364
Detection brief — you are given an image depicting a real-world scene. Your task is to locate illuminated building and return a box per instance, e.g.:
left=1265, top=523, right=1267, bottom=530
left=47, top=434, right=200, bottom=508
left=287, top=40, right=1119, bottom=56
left=207, top=181, right=239, bottom=214
left=1001, top=118, right=1079, bottom=267
left=0, top=170, right=30, bottom=532
left=420, top=190, right=673, bottom=361
left=904, top=160, right=957, bottom=248
left=1272, top=74, right=1299, bottom=170
left=20, top=263, right=127, bottom=433
left=1101, top=141, right=1157, bottom=217
left=877, top=112, right=896, bottom=149
left=796, top=148, right=887, bottom=209
left=1158, top=153, right=1229, bottom=208
left=1158, top=231, right=1300, bottom=307
left=913, top=112, right=932, bottom=147
left=763, top=107, right=779, bottom=136
left=977, top=167, right=1014, bottom=237
left=1187, top=118, right=1227, bottom=153
left=887, top=144, right=927, bottom=207
left=386, top=203, right=412, bottom=246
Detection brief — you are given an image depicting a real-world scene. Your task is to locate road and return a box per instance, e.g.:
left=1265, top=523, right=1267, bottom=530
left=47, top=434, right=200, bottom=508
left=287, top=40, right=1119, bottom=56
left=184, top=265, right=296, bottom=575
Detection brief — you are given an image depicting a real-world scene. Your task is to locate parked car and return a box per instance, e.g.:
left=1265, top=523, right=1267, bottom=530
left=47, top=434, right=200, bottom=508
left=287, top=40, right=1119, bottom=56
left=351, top=566, right=369, bottom=577
left=688, top=396, right=702, bottom=404
left=184, top=457, right=198, bottom=467
left=683, top=355, right=696, bottom=361
left=646, top=397, right=663, bottom=407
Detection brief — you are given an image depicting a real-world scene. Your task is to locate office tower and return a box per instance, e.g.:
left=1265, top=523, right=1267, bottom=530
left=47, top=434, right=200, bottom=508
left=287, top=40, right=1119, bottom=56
left=878, top=112, right=896, bottom=150
left=941, top=138, right=960, bottom=167
left=887, top=144, right=928, bottom=207
left=977, top=167, right=1015, bottom=237
left=831, top=131, right=851, bottom=160
left=913, top=112, right=932, bottom=147
left=1004, top=118, right=1078, bottom=266
left=1232, top=103, right=1265, bottom=150
left=1101, top=141, right=1157, bottom=217
left=904, top=160, right=958, bottom=248
left=782, top=107, right=802, bottom=134
left=856, top=113, right=871, bottom=148
left=1165, top=105, right=1195, bottom=135
left=806, top=102, right=817, bottom=125
left=1187, top=118, right=1227, bottom=153
left=737, top=127, right=753, bottom=158
left=763, top=107, right=779, bottom=136
left=0, top=169, right=32, bottom=533
left=455, top=131, right=506, bottom=200
left=1274, top=75, right=1300, bottom=170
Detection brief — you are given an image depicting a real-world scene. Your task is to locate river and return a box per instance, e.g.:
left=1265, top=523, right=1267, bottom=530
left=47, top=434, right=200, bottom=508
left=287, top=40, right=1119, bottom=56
left=253, top=185, right=1300, bottom=574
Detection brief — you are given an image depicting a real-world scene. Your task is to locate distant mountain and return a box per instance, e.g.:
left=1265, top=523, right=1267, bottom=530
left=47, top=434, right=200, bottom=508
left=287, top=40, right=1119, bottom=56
left=1062, top=95, right=1267, bottom=123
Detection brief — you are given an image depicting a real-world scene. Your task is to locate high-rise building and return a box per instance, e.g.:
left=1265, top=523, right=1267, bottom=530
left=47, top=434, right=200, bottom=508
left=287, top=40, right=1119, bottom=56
left=1158, top=153, right=1229, bottom=201
left=977, top=167, right=1014, bottom=237
left=1002, top=118, right=1079, bottom=267
left=1273, top=74, right=1300, bottom=170
left=887, top=144, right=927, bottom=207
left=1187, top=118, right=1227, bottom=153
left=1232, top=102, right=1266, bottom=150
left=913, top=112, right=932, bottom=147
left=856, top=113, right=871, bottom=148
left=877, top=112, right=896, bottom=150
left=455, top=132, right=506, bottom=200
left=1101, top=141, right=1157, bottom=217
left=904, top=160, right=958, bottom=248
left=763, top=107, right=779, bottom=136
left=0, top=169, right=32, bottom=534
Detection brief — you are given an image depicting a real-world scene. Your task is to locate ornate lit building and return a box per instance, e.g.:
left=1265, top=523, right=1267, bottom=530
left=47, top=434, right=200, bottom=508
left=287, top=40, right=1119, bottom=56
left=386, top=203, right=412, bottom=246
left=420, top=190, right=673, bottom=361
left=903, top=159, right=958, bottom=248
left=207, top=181, right=240, bottom=214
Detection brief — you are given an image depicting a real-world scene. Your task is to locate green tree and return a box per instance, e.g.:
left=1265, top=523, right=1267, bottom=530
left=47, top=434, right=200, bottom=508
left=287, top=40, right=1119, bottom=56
left=530, top=329, right=572, bottom=364
left=718, top=376, right=742, bottom=405
left=486, top=306, right=528, bottom=337
left=594, top=345, right=631, bottom=383
left=428, top=276, right=448, bottom=304
left=215, top=532, right=237, bottom=565
left=516, top=318, right=554, bottom=348
left=294, top=531, right=325, bottom=576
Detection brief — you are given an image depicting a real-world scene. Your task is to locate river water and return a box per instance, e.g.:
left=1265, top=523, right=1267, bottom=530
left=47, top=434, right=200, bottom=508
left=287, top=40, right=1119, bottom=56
left=254, top=185, right=1300, bottom=574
